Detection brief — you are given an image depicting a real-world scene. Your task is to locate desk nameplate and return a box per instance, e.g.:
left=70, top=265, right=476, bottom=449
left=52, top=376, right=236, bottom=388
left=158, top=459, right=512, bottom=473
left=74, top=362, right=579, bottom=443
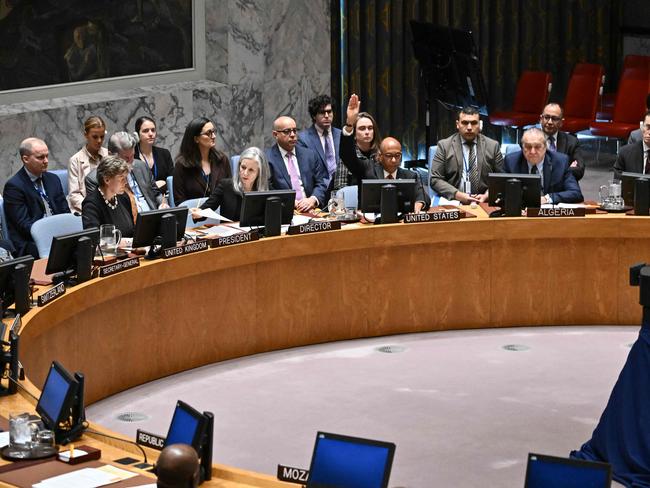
left=287, top=220, right=341, bottom=235
left=136, top=429, right=165, bottom=451
left=163, top=240, right=210, bottom=258
left=211, top=230, right=260, bottom=248
left=404, top=210, right=461, bottom=223
left=37, top=282, right=66, bottom=307
left=277, top=464, right=309, bottom=484
left=527, top=208, right=586, bottom=218
left=98, top=257, right=140, bottom=277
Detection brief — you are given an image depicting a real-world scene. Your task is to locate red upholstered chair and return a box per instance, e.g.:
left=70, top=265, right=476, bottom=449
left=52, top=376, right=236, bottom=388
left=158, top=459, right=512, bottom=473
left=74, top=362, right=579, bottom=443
left=590, top=67, right=650, bottom=144
left=598, top=55, right=650, bottom=120
left=562, top=63, right=604, bottom=133
left=489, top=71, right=552, bottom=141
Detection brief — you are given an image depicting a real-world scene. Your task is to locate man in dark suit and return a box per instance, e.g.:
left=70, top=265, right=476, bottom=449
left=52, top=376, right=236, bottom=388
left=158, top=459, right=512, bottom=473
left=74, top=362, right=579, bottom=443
left=615, top=111, right=650, bottom=180
left=266, top=116, right=329, bottom=212
left=298, top=94, right=341, bottom=184
left=504, top=128, right=583, bottom=204
left=430, top=106, right=503, bottom=203
left=627, top=95, right=650, bottom=145
left=3, top=138, right=70, bottom=257
left=540, top=103, right=585, bottom=181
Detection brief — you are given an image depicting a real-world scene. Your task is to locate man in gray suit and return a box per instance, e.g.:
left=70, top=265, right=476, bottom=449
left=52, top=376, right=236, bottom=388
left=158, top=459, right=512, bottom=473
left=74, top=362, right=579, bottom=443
left=86, top=132, right=167, bottom=213
left=430, top=106, right=504, bottom=203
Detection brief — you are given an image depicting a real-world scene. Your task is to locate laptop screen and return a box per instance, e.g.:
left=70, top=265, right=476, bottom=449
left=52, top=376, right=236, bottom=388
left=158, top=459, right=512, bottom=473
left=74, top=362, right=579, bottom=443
left=524, top=453, right=611, bottom=488
left=164, top=400, right=206, bottom=450
left=307, top=432, right=396, bottom=488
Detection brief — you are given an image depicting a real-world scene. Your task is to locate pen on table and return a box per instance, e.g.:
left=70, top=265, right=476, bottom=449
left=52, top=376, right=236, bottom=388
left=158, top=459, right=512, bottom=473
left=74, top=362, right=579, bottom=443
left=69, top=443, right=75, bottom=459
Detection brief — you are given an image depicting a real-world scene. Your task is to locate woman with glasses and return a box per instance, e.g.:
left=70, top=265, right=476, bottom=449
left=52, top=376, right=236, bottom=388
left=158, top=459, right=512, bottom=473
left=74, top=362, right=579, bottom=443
left=134, top=116, right=174, bottom=191
left=172, top=117, right=231, bottom=205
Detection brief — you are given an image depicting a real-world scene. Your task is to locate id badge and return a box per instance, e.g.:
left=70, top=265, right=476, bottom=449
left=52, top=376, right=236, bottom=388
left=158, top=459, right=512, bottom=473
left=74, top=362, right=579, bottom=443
left=461, top=179, right=472, bottom=194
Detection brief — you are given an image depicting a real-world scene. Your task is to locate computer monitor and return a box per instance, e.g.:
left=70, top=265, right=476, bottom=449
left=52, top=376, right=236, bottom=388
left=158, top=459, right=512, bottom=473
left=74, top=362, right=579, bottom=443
left=488, top=173, right=541, bottom=216
left=45, top=228, right=99, bottom=285
left=306, top=432, right=396, bottom=488
left=0, top=255, right=33, bottom=316
left=133, top=207, right=188, bottom=249
left=524, top=453, right=611, bottom=488
left=621, top=171, right=650, bottom=214
left=360, top=179, right=416, bottom=216
left=240, top=190, right=296, bottom=232
left=36, top=361, right=79, bottom=432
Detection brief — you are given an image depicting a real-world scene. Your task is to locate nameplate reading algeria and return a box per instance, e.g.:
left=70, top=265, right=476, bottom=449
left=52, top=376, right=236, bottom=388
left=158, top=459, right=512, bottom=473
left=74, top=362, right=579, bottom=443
left=404, top=210, right=461, bottom=223
left=211, top=230, right=260, bottom=248
left=99, top=257, right=140, bottom=277
left=527, top=208, right=586, bottom=218
left=37, top=282, right=66, bottom=307
left=162, top=239, right=210, bottom=258
left=287, top=220, right=341, bottom=235
left=136, top=429, right=165, bottom=451
left=277, top=464, right=309, bottom=484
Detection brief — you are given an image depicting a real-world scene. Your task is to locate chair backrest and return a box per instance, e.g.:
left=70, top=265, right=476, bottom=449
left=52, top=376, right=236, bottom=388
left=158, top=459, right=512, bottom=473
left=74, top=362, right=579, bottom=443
left=612, top=67, right=650, bottom=123
left=335, top=186, right=358, bottom=209
left=564, top=63, right=604, bottom=120
left=30, top=214, right=83, bottom=259
left=166, top=176, right=175, bottom=207
left=624, top=54, right=650, bottom=71
left=230, top=155, right=240, bottom=176
left=505, top=143, right=521, bottom=155
left=178, top=197, right=222, bottom=229
left=50, top=169, right=69, bottom=196
left=427, top=145, right=438, bottom=197
left=0, top=195, right=9, bottom=241
left=512, top=71, right=552, bottom=114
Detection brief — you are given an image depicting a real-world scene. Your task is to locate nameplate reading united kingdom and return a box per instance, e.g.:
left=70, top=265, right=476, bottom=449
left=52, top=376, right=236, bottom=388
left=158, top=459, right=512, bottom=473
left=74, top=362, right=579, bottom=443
left=404, top=210, right=461, bottom=223
left=211, top=230, right=260, bottom=248
left=37, top=282, right=65, bottom=307
left=287, top=220, right=341, bottom=235
left=162, top=239, right=210, bottom=258
left=527, top=207, right=586, bottom=218
left=99, top=257, right=140, bottom=277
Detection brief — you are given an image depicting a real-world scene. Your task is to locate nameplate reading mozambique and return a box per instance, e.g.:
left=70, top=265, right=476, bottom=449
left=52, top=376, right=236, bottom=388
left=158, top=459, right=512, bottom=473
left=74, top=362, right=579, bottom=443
left=287, top=220, right=342, bottom=235
left=404, top=210, right=461, bottom=223
left=37, top=282, right=66, bottom=307
left=162, top=239, right=210, bottom=259
left=99, top=257, right=140, bottom=277
left=136, top=429, right=165, bottom=451
left=527, top=208, right=586, bottom=218
left=277, top=464, right=309, bottom=484
left=211, top=230, right=260, bottom=248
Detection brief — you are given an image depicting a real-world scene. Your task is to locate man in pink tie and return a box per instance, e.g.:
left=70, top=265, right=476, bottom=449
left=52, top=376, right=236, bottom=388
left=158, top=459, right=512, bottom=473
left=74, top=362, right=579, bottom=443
left=266, top=116, right=329, bottom=212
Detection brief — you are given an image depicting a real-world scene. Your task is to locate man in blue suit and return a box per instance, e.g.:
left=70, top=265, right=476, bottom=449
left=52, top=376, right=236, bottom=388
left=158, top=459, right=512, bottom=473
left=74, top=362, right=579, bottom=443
left=266, top=116, right=329, bottom=212
left=298, top=95, right=342, bottom=194
left=504, top=128, right=583, bottom=204
left=4, top=138, right=70, bottom=257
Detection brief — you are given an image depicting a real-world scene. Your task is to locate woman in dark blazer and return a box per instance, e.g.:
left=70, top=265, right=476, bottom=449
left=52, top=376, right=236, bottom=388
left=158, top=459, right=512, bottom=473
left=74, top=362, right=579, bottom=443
left=82, top=156, right=134, bottom=237
left=133, top=116, right=174, bottom=191
left=173, top=117, right=231, bottom=205
left=190, top=147, right=270, bottom=222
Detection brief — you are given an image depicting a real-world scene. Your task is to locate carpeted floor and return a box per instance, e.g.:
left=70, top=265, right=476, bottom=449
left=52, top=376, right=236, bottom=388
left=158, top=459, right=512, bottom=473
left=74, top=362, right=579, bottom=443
left=88, top=325, right=637, bottom=487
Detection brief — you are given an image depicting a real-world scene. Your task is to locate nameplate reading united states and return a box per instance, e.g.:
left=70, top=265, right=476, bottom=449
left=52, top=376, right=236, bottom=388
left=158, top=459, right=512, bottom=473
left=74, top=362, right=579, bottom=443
left=404, top=210, right=461, bottom=223
left=527, top=208, right=586, bottom=218
left=211, top=230, right=260, bottom=248
left=136, top=429, right=165, bottom=451
left=37, top=282, right=65, bottom=307
left=99, top=257, right=140, bottom=277
left=287, top=220, right=341, bottom=235
left=163, top=239, right=210, bottom=258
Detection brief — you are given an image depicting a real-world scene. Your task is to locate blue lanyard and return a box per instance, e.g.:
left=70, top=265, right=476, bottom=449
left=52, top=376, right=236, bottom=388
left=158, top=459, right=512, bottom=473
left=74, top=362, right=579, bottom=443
left=142, top=153, right=157, bottom=179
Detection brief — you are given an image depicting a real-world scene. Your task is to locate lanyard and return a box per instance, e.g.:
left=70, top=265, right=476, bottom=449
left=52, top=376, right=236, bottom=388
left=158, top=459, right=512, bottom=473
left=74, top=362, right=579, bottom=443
left=142, top=153, right=157, bottom=179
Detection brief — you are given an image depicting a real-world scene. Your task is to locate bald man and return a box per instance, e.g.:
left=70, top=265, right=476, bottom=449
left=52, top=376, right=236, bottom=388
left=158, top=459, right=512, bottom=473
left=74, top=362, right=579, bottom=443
left=156, top=443, right=200, bottom=488
left=266, top=116, right=329, bottom=212
left=3, top=137, right=70, bottom=257
left=341, top=95, right=430, bottom=212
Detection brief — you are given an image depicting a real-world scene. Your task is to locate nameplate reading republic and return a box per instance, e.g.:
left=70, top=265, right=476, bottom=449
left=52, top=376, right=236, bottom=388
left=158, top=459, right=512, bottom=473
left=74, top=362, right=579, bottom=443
left=163, top=239, right=210, bottom=258
left=404, top=210, right=461, bottom=223
left=99, top=257, right=140, bottom=277
left=211, top=230, right=260, bottom=248
left=527, top=208, right=586, bottom=218
left=136, top=429, right=165, bottom=451
left=277, top=464, right=309, bottom=484
left=37, top=282, right=66, bottom=307
left=287, top=220, right=341, bottom=235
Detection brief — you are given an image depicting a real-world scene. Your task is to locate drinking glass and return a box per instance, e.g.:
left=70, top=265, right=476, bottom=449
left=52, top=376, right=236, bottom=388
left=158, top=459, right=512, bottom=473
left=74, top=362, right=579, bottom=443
left=99, top=224, right=122, bottom=256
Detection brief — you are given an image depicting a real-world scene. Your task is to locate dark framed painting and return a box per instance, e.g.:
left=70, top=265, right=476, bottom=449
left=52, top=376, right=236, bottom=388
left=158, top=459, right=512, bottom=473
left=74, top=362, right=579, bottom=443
left=0, top=0, right=193, bottom=92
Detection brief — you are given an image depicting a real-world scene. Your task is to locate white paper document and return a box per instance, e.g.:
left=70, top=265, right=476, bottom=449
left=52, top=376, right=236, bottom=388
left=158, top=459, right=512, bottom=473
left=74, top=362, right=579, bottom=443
left=291, top=215, right=312, bottom=225
left=437, top=197, right=461, bottom=206
left=33, top=465, right=137, bottom=488
left=0, top=431, right=9, bottom=448
left=202, top=225, right=247, bottom=237
left=196, top=208, right=233, bottom=222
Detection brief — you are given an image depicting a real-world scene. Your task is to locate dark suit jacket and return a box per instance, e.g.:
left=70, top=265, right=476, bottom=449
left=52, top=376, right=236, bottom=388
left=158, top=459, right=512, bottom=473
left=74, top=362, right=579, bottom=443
left=85, top=160, right=163, bottom=210
left=81, top=190, right=134, bottom=238
left=340, top=132, right=430, bottom=210
left=135, top=145, right=174, bottom=187
left=628, top=129, right=642, bottom=145
left=199, top=178, right=242, bottom=222
left=298, top=125, right=342, bottom=176
left=555, top=131, right=585, bottom=181
left=504, top=151, right=583, bottom=203
left=266, top=144, right=329, bottom=206
left=3, top=167, right=70, bottom=257
left=614, top=141, right=646, bottom=180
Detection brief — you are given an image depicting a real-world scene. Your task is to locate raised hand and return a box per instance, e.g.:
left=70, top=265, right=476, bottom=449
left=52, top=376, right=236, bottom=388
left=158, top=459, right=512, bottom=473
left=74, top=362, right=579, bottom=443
left=346, top=94, right=361, bottom=126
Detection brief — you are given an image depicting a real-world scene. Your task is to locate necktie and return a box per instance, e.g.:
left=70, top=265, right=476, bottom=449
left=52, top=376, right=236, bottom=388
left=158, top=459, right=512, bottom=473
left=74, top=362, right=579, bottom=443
left=125, top=177, right=139, bottom=224
left=35, top=178, right=53, bottom=216
left=549, top=136, right=556, bottom=152
left=530, top=165, right=538, bottom=174
left=322, top=128, right=336, bottom=175
left=467, top=142, right=479, bottom=192
left=387, top=174, right=395, bottom=180
left=645, top=150, right=650, bottom=175
left=286, top=152, right=304, bottom=200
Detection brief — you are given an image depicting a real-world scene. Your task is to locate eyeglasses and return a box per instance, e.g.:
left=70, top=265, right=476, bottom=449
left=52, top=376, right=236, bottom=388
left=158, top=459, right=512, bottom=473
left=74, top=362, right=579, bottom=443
left=200, top=130, right=216, bottom=137
left=383, top=153, right=402, bottom=161
left=523, top=143, right=545, bottom=151
left=541, top=115, right=562, bottom=122
left=276, top=128, right=298, bottom=135
left=317, top=109, right=333, bottom=115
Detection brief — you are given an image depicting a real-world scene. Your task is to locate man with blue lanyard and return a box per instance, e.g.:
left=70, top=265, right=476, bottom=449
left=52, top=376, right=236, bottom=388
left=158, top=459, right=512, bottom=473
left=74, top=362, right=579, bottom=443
left=3, top=138, right=70, bottom=258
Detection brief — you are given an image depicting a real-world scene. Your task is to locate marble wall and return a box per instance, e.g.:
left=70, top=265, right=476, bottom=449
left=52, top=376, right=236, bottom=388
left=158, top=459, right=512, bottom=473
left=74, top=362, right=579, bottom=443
left=0, top=0, right=330, bottom=188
